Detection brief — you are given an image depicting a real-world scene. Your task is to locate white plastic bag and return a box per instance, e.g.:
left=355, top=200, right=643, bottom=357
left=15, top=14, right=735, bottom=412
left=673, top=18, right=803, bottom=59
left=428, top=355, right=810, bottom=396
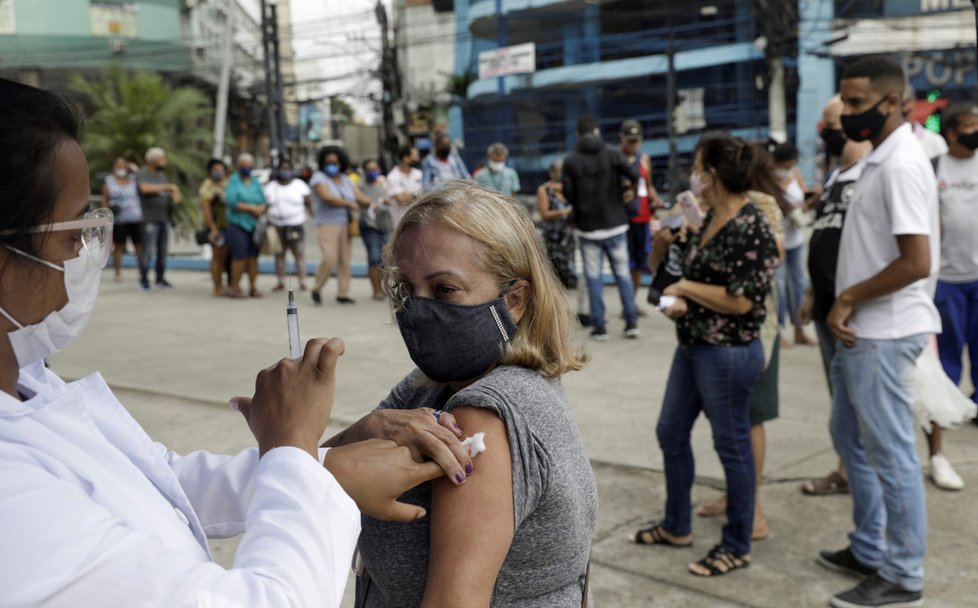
left=914, top=346, right=977, bottom=432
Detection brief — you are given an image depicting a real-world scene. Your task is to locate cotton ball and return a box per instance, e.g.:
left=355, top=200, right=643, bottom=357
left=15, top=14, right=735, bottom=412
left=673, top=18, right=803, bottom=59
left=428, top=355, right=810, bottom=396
left=462, top=432, right=486, bottom=457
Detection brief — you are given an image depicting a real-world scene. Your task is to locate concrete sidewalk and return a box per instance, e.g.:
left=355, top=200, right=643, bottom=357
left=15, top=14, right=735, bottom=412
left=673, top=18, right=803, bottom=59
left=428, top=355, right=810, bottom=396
left=49, top=269, right=978, bottom=607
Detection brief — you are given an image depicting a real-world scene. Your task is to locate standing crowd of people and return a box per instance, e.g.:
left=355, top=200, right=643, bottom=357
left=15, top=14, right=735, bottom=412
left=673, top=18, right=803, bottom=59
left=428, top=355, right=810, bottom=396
left=6, top=49, right=977, bottom=608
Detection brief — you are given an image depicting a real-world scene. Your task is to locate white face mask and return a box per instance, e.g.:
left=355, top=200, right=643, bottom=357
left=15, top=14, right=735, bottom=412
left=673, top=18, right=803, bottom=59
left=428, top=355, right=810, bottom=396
left=113, top=168, right=128, bottom=178
left=488, top=160, right=506, bottom=173
left=0, top=210, right=112, bottom=368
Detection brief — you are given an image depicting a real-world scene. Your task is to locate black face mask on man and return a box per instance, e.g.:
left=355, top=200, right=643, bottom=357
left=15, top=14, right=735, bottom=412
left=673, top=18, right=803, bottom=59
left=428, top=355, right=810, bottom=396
left=841, top=96, right=891, bottom=142
left=956, top=130, right=978, bottom=151
left=395, top=294, right=518, bottom=384
left=820, top=127, right=848, bottom=158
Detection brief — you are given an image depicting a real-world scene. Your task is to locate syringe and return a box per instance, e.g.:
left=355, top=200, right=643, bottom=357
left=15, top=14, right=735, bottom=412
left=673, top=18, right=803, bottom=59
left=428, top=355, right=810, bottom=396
left=287, top=288, right=301, bottom=359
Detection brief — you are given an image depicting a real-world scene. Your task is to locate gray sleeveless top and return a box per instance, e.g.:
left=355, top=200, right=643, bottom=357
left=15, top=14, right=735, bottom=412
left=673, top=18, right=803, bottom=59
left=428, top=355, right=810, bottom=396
left=354, top=365, right=598, bottom=608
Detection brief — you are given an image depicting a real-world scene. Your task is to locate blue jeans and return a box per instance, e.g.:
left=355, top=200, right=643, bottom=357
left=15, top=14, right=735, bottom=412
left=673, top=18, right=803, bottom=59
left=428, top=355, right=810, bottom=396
left=776, top=244, right=808, bottom=327
left=829, top=335, right=927, bottom=591
left=934, top=280, right=978, bottom=404
left=359, top=220, right=388, bottom=268
left=814, top=319, right=837, bottom=392
left=139, top=221, right=168, bottom=282
left=579, top=232, right=637, bottom=328
left=656, top=340, right=764, bottom=556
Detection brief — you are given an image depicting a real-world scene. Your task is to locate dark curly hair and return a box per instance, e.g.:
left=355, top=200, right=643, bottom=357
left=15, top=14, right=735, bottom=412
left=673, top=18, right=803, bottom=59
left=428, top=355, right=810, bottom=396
left=317, top=145, right=351, bottom=173
left=0, top=77, right=82, bottom=258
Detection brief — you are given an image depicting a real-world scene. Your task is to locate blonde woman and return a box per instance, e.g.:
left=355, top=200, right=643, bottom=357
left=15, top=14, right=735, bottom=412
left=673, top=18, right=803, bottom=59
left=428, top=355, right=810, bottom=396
left=325, top=181, right=598, bottom=607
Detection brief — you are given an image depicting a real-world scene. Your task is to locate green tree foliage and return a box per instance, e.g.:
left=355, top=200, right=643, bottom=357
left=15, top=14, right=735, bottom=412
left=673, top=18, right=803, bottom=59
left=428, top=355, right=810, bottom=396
left=330, top=96, right=356, bottom=123
left=69, top=66, right=212, bottom=235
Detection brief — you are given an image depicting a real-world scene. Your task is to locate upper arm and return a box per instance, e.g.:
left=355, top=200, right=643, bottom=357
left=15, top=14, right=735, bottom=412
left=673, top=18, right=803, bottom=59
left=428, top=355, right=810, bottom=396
left=422, top=406, right=514, bottom=608
left=726, top=215, right=778, bottom=305
left=536, top=186, right=549, bottom=214
left=895, top=234, right=931, bottom=279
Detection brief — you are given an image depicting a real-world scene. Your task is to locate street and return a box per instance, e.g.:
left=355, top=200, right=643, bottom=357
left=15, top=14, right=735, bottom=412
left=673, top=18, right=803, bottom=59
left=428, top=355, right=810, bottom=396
left=49, top=268, right=978, bottom=608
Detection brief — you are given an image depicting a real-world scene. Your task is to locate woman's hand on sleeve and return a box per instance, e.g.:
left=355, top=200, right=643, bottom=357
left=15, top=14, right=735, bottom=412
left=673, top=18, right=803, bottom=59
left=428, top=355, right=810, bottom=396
left=329, top=408, right=473, bottom=486
left=422, top=406, right=514, bottom=608
left=324, top=439, right=444, bottom=522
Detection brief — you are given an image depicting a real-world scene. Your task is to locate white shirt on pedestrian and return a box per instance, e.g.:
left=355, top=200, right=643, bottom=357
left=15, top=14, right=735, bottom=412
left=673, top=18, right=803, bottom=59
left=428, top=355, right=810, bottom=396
left=386, top=166, right=422, bottom=225
left=835, top=122, right=942, bottom=340
left=936, top=153, right=978, bottom=283
left=781, top=176, right=807, bottom=250
left=914, top=122, right=949, bottom=161
left=264, top=179, right=311, bottom=227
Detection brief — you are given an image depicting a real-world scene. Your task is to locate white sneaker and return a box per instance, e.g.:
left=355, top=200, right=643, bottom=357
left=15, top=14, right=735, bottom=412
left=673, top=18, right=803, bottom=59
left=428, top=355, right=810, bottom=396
left=930, top=454, right=964, bottom=491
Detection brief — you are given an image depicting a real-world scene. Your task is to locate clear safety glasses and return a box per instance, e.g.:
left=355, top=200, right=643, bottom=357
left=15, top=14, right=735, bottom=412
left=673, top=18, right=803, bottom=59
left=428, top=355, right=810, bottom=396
left=0, top=207, right=115, bottom=250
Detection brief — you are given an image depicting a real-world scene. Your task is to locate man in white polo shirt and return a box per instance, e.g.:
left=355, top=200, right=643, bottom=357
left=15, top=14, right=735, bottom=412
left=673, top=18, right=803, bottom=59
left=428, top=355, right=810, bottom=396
left=819, top=56, right=940, bottom=608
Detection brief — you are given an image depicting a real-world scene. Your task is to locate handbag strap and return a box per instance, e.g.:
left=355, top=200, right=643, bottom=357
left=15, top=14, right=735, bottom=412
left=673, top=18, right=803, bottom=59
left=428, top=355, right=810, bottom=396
left=581, top=559, right=591, bottom=608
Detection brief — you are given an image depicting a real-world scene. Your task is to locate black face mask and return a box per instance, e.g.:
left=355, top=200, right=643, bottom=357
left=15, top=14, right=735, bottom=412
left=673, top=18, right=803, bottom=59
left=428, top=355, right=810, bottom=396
left=435, top=148, right=451, bottom=160
left=409, top=160, right=421, bottom=169
left=821, top=127, right=848, bottom=158
left=395, top=295, right=518, bottom=384
left=841, top=96, right=890, bottom=142
left=956, top=130, right=978, bottom=151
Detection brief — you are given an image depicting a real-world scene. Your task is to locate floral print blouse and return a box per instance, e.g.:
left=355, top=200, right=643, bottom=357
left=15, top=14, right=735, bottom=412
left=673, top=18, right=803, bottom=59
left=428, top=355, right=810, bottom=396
left=676, top=201, right=780, bottom=346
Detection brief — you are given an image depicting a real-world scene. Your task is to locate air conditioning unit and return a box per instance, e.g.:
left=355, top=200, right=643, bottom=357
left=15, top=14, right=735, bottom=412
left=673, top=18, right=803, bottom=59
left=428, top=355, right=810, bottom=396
left=431, top=0, right=454, bottom=12
left=110, top=39, right=127, bottom=54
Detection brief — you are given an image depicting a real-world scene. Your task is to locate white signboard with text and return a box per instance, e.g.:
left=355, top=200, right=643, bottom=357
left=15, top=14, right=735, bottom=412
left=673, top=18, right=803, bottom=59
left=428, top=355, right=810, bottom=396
left=478, top=43, right=536, bottom=80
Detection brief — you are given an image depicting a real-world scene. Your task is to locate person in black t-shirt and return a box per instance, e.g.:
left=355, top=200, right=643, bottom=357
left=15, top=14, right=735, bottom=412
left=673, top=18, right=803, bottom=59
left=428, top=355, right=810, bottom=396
left=799, top=95, right=871, bottom=497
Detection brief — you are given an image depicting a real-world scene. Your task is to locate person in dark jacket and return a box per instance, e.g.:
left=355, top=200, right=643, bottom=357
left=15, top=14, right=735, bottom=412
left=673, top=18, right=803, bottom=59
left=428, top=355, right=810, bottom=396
left=563, top=114, right=640, bottom=340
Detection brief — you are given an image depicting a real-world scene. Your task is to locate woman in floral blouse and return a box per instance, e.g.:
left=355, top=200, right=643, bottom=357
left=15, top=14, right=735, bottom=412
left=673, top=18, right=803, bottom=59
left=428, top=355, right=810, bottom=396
left=630, top=134, right=780, bottom=577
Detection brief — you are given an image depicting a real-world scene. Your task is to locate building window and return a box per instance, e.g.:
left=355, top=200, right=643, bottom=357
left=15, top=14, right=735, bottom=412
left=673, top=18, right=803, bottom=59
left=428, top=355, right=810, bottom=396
left=91, top=2, right=138, bottom=38
left=0, top=0, right=15, bottom=35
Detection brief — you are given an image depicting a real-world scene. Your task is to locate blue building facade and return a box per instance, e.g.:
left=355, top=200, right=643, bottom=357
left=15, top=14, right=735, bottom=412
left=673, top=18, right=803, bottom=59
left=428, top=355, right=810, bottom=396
left=450, top=0, right=798, bottom=194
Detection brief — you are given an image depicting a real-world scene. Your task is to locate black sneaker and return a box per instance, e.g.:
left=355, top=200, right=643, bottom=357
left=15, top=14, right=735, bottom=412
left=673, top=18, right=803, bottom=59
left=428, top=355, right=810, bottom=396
left=336, top=296, right=356, bottom=305
left=139, top=278, right=151, bottom=292
left=155, top=279, right=174, bottom=289
left=590, top=326, right=608, bottom=341
left=577, top=313, right=591, bottom=328
left=830, top=573, right=923, bottom=608
left=818, top=547, right=878, bottom=578
left=624, top=321, right=639, bottom=339
left=311, top=290, right=322, bottom=305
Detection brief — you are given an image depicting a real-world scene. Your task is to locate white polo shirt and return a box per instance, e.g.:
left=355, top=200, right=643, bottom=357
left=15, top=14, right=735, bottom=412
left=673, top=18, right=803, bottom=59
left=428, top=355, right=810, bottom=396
left=835, top=123, right=941, bottom=339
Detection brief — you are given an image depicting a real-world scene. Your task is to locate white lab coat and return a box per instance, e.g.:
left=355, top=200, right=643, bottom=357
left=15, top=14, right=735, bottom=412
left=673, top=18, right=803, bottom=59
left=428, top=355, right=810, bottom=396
left=0, top=362, right=360, bottom=608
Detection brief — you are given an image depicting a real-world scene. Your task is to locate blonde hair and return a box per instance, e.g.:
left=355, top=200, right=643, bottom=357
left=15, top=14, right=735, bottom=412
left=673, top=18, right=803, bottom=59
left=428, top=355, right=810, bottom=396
left=382, top=180, right=589, bottom=378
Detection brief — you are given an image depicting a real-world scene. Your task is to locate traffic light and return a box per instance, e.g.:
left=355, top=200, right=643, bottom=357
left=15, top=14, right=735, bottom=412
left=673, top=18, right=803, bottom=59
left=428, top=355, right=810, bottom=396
left=925, top=90, right=942, bottom=133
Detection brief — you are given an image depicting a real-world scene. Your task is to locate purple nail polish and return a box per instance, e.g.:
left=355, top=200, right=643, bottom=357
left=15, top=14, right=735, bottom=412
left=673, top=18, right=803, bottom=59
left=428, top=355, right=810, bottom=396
left=465, top=463, right=474, bottom=475
left=455, top=472, right=465, bottom=484
left=453, top=423, right=462, bottom=432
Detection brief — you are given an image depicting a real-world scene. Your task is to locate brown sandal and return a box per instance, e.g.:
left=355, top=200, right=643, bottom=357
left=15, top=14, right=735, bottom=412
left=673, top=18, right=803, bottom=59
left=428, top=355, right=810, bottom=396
left=688, top=544, right=751, bottom=577
left=629, top=524, right=692, bottom=548
left=801, top=470, right=849, bottom=496
left=695, top=495, right=727, bottom=518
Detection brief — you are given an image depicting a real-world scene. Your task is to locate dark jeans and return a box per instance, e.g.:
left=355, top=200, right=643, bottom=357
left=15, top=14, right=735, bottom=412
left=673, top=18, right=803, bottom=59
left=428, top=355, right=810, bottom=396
left=656, top=340, right=764, bottom=556
left=358, top=220, right=388, bottom=268
left=139, top=221, right=168, bottom=282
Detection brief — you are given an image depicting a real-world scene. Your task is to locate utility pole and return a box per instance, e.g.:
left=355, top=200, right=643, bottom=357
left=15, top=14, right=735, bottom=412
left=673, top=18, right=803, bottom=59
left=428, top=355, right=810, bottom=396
left=260, top=0, right=285, bottom=165
left=376, top=1, right=398, bottom=168
left=212, top=0, right=234, bottom=160
left=665, top=10, right=679, bottom=200
left=757, top=0, right=796, bottom=143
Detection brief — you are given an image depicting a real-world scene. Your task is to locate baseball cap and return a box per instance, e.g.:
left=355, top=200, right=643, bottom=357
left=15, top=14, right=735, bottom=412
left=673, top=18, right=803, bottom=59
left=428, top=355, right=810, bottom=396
left=620, top=119, right=642, bottom=139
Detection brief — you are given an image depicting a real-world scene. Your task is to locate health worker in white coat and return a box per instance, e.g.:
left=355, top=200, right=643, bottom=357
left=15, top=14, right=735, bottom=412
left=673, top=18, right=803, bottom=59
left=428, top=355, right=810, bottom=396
left=0, top=78, right=459, bottom=608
